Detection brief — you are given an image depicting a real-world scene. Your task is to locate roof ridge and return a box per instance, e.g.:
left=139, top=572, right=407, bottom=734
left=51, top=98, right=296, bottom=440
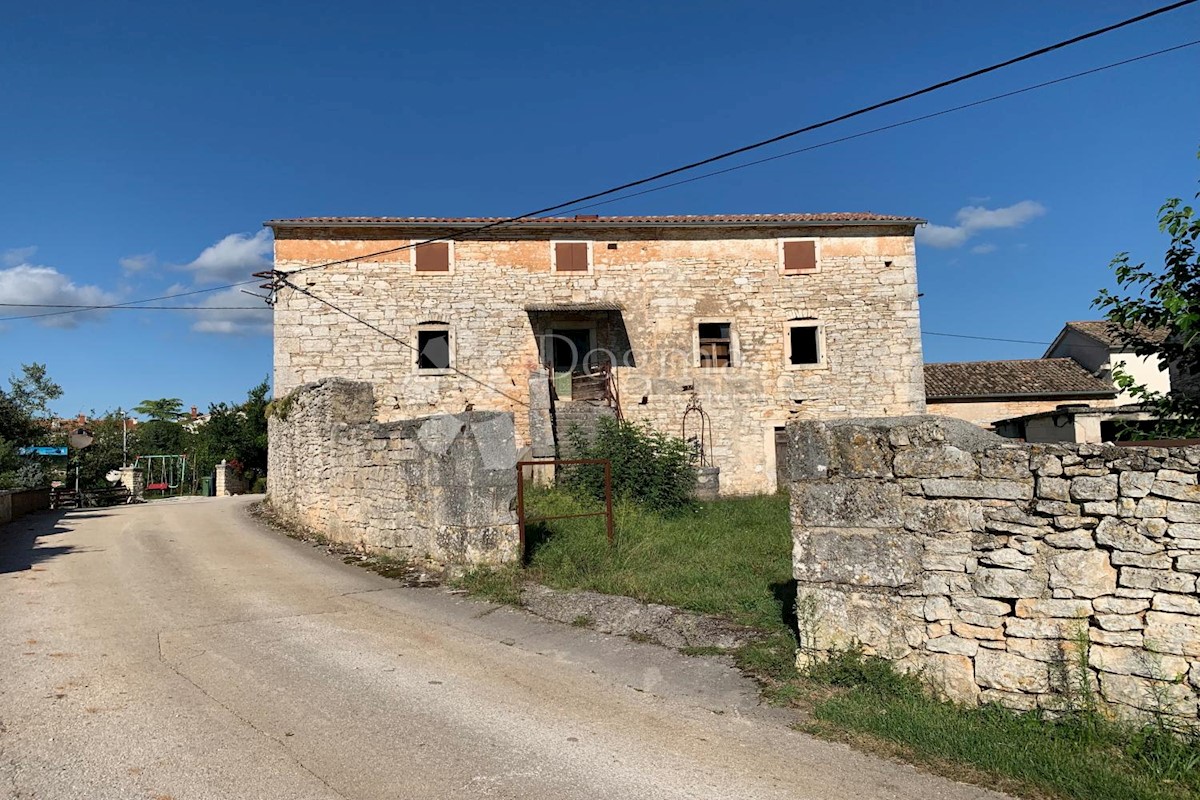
left=264, top=212, right=925, bottom=226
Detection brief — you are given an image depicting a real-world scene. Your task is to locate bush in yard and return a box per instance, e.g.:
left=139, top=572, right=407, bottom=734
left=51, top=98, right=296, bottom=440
left=564, top=417, right=696, bottom=512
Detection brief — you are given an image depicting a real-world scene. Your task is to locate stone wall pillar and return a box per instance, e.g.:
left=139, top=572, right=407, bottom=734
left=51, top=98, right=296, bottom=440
left=215, top=461, right=247, bottom=496
left=526, top=370, right=556, bottom=486
left=119, top=467, right=144, bottom=502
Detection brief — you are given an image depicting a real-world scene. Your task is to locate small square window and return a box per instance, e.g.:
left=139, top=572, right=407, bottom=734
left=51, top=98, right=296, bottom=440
left=788, top=324, right=821, bottom=366
left=553, top=241, right=591, bottom=273
left=417, top=328, right=451, bottom=370
left=414, top=242, right=451, bottom=272
left=699, top=322, right=732, bottom=368
left=781, top=239, right=818, bottom=273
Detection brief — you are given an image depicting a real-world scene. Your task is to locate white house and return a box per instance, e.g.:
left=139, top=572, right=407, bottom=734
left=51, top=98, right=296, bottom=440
left=1044, top=320, right=1170, bottom=403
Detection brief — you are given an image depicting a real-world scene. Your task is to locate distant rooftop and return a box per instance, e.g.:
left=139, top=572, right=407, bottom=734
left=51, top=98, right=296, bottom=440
left=1062, top=320, right=1169, bottom=349
left=925, top=358, right=1116, bottom=401
left=265, top=212, right=924, bottom=229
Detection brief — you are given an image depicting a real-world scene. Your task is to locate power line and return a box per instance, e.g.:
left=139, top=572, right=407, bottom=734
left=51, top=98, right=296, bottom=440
left=0, top=303, right=265, bottom=310
left=924, top=331, right=1052, bottom=345
left=0, top=279, right=261, bottom=322
left=564, top=40, right=1200, bottom=214
left=279, top=278, right=530, bottom=407
left=5, top=6, right=1194, bottom=326
left=281, top=0, right=1198, bottom=280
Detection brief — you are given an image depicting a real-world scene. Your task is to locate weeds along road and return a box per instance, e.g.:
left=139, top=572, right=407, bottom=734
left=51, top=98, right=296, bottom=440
left=0, top=496, right=1008, bottom=800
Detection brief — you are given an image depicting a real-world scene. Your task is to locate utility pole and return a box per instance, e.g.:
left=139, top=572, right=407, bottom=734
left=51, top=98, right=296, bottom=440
left=68, top=427, right=94, bottom=497
left=119, top=407, right=128, bottom=466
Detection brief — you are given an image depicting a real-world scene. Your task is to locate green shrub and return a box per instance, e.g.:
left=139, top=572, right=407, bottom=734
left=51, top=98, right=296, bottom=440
left=564, top=417, right=697, bottom=512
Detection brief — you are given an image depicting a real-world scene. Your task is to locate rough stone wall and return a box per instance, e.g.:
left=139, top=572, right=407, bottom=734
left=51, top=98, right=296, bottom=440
left=552, top=400, right=617, bottom=457
left=788, top=415, right=1200, bottom=722
left=271, top=223, right=925, bottom=495
left=927, top=398, right=1119, bottom=430
left=267, top=378, right=519, bottom=565
left=0, top=488, right=50, bottom=526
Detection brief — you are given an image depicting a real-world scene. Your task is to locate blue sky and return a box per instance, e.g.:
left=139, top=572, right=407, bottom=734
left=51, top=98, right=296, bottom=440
left=2, top=0, right=1198, bottom=417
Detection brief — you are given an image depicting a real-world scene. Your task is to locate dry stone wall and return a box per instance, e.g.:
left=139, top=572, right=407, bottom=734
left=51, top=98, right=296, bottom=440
left=0, top=488, right=50, bottom=526
left=272, top=223, right=925, bottom=494
left=787, top=415, right=1200, bottom=723
left=267, top=378, right=519, bottom=565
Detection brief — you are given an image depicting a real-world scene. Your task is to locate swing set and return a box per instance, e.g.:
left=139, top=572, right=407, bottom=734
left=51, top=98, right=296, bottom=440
left=134, top=454, right=188, bottom=495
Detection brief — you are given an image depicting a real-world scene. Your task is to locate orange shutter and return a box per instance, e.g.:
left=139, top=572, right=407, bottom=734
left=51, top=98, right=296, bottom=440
left=783, top=240, right=817, bottom=272
left=415, top=242, right=450, bottom=272
left=555, top=242, right=588, bottom=272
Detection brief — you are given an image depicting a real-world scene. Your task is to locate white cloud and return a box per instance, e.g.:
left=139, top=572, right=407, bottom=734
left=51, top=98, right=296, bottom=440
left=918, top=200, right=1045, bottom=249
left=2, top=246, right=38, bottom=267
left=183, top=229, right=273, bottom=284
left=0, top=263, right=120, bottom=328
left=119, top=252, right=156, bottom=274
left=188, top=286, right=272, bottom=336
left=970, top=243, right=997, bottom=255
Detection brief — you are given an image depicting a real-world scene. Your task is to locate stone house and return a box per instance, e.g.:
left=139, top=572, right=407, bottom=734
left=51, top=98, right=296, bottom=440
left=925, top=359, right=1117, bottom=430
left=266, top=213, right=926, bottom=494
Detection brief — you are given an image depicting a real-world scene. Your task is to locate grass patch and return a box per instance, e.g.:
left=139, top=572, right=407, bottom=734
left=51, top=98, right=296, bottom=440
left=453, top=564, right=524, bottom=606
left=792, top=646, right=1200, bottom=800
left=679, top=646, right=729, bottom=658
left=521, top=487, right=793, bottom=632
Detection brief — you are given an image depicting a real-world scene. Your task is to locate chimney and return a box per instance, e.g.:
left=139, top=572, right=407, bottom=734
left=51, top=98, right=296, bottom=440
left=77, top=413, right=85, bottom=426
left=191, top=406, right=198, bottom=419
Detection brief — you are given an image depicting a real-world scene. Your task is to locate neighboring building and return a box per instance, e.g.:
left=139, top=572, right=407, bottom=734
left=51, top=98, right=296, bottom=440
left=182, top=405, right=212, bottom=433
left=993, top=403, right=1164, bottom=444
left=266, top=213, right=927, bottom=494
left=924, top=358, right=1116, bottom=429
left=1044, top=320, right=1170, bottom=402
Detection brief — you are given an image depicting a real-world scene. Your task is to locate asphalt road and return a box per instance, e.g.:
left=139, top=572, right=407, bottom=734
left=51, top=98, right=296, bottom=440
left=0, top=496, right=1008, bottom=800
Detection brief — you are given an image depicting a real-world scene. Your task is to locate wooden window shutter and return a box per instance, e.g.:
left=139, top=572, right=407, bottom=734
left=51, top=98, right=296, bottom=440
left=415, top=242, right=450, bottom=272
left=783, top=240, right=817, bottom=273
left=555, top=242, right=588, bottom=272
left=698, top=322, right=732, bottom=368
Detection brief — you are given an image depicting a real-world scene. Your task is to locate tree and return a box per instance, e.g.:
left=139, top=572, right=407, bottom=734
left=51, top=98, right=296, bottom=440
left=187, top=378, right=271, bottom=489
left=0, top=363, right=63, bottom=488
left=77, top=412, right=132, bottom=489
left=1094, top=151, right=1200, bottom=437
left=9, top=363, right=63, bottom=420
left=133, top=398, right=185, bottom=422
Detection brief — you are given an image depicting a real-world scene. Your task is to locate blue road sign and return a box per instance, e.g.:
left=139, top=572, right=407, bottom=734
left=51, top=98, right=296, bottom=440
left=18, top=446, right=68, bottom=456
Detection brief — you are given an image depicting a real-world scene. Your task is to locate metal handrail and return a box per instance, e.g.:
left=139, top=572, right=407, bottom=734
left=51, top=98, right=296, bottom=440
left=515, top=458, right=614, bottom=561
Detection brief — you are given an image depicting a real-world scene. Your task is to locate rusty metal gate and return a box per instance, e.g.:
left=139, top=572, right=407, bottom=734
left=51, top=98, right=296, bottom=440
left=515, top=458, right=614, bottom=561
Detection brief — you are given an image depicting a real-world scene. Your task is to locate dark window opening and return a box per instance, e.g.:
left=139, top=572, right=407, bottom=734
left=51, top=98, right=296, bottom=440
left=417, top=328, right=451, bottom=370
left=699, top=322, right=731, bottom=368
left=415, top=242, right=450, bottom=272
left=789, top=325, right=820, bottom=365
left=554, top=242, right=589, bottom=272
left=783, top=240, right=817, bottom=273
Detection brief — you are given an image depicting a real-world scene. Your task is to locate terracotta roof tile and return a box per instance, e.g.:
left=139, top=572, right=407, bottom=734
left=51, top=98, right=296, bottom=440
left=1064, top=320, right=1168, bottom=348
left=265, top=212, right=923, bottom=227
left=925, top=359, right=1116, bottom=401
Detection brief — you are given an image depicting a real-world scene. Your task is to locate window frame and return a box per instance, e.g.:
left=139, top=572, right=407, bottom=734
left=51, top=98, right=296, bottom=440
left=550, top=240, right=594, bottom=275
left=410, top=240, right=455, bottom=275
left=414, top=322, right=454, bottom=375
left=778, top=237, right=820, bottom=275
left=784, top=320, right=825, bottom=370
left=695, top=318, right=738, bottom=369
